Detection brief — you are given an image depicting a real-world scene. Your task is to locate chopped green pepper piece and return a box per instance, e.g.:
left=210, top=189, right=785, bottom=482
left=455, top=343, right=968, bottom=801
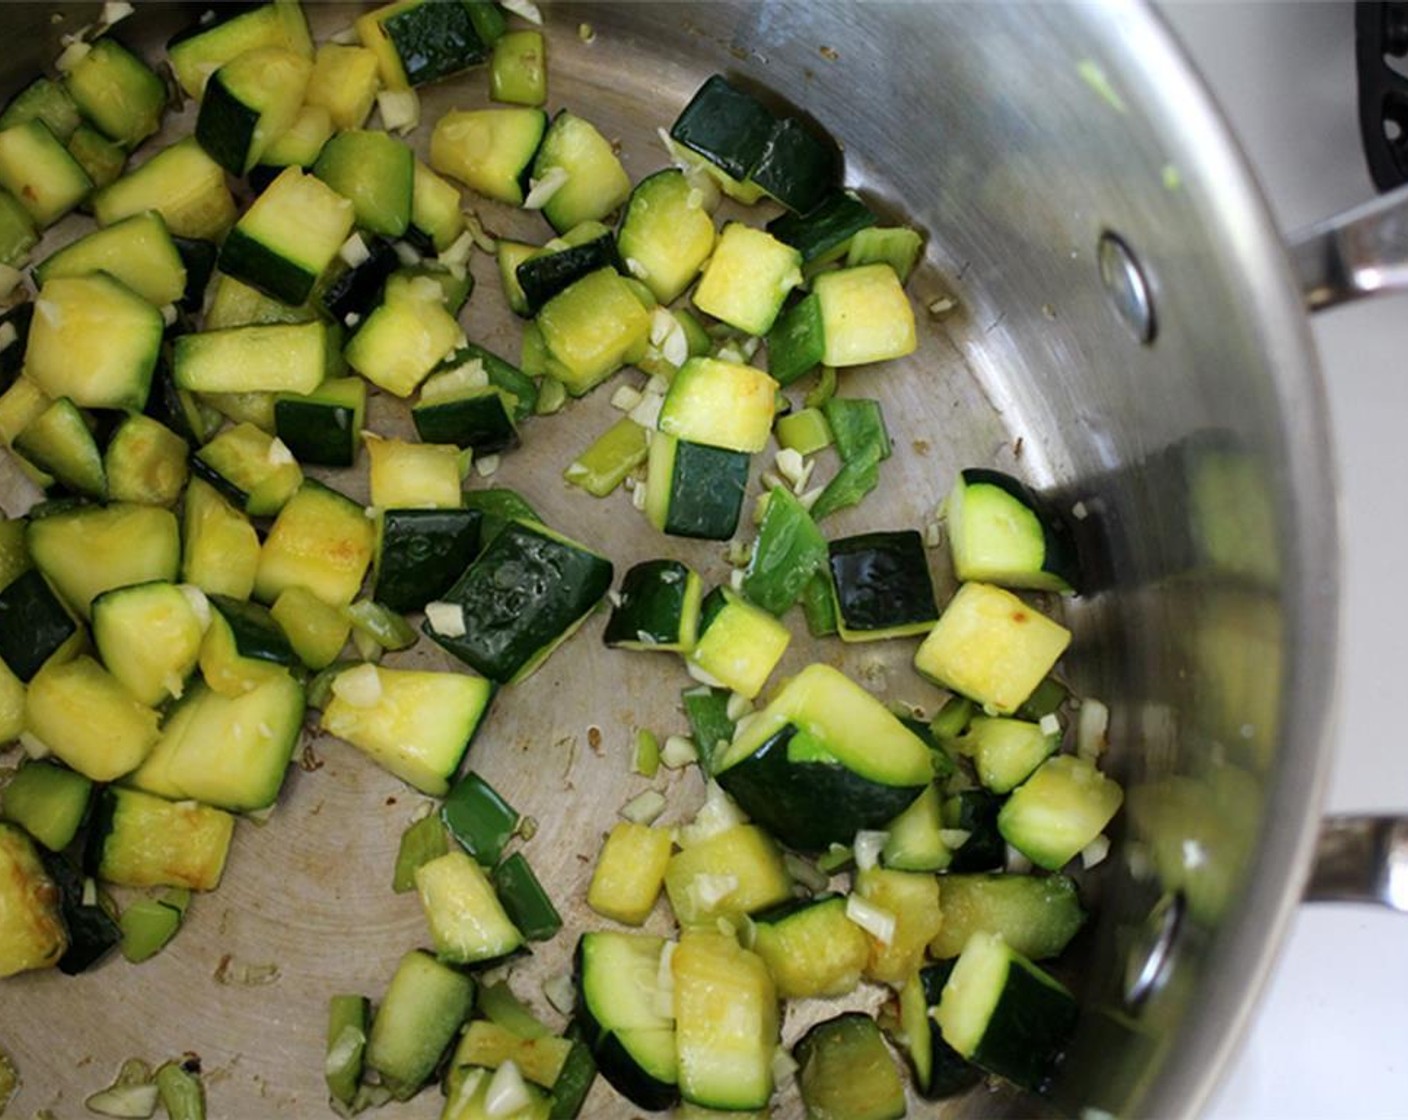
left=800, top=570, right=838, bottom=637
left=1016, top=677, right=1070, bottom=722
left=822, top=397, right=891, bottom=463
left=441, top=771, right=520, bottom=866
left=775, top=407, right=832, bottom=456
left=633, top=728, right=661, bottom=778
left=681, top=685, right=735, bottom=776
left=156, top=1060, right=205, bottom=1120
left=392, top=814, right=450, bottom=893
left=742, top=486, right=828, bottom=616
left=118, top=896, right=184, bottom=963
left=803, top=365, right=837, bottom=409
left=930, top=694, right=977, bottom=741
left=809, top=447, right=881, bottom=521
left=477, top=979, right=552, bottom=1039
left=461, top=488, right=542, bottom=548
left=547, top=1039, right=597, bottom=1120
left=563, top=416, right=649, bottom=497
left=491, top=852, right=562, bottom=941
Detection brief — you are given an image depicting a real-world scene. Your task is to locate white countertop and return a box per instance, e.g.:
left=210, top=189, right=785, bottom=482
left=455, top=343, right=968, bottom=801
left=1160, top=4, right=1408, bottom=1117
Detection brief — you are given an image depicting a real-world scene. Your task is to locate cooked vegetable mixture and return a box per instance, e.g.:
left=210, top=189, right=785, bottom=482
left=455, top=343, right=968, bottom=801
left=0, top=2, right=1123, bottom=1117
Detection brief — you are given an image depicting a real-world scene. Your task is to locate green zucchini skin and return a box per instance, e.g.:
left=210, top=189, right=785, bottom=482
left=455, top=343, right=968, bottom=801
left=750, top=117, right=839, bottom=214
left=943, top=789, right=1007, bottom=873
left=517, top=233, right=620, bottom=316
left=217, top=228, right=318, bottom=307
left=766, top=292, right=824, bottom=387
left=411, top=388, right=519, bottom=454
left=195, top=68, right=262, bottom=175
left=917, top=963, right=984, bottom=1099
left=954, top=949, right=1077, bottom=1092
left=0, top=568, right=77, bottom=682
left=274, top=384, right=362, bottom=468
left=661, top=439, right=750, bottom=541
left=603, top=559, right=699, bottom=650
left=0, top=302, right=33, bottom=386
left=374, top=507, right=482, bottom=613
left=321, top=236, right=400, bottom=324
left=827, top=529, right=937, bottom=636
left=669, top=74, right=774, bottom=182
left=767, top=188, right=878, bottom=264
left=208, top=593, right=298, bottom=667
left=425, top=519, right=614, bottom=684
left=172, top=237, right=218, bottom=313
left=447, top=343, right=539, bottom=421
left=680, top=685, right=734, bottom=776
left=715, top=723, right=927, bottom=851
left=41, top=848, right=120, bottom=975
left=383, top=1, right=492, bottom=87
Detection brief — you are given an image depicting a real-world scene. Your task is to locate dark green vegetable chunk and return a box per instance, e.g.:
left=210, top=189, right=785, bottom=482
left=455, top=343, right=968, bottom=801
left=320, top=237, right=400, bottom=324
left=767, top=188, right=878, bottom=264
left=450, top=343, right=539, bottom=420
left=827, top=529, right=938, bottom=639
left=668, top=74, right=775, bottom=181
left=766, top=291, right=824, bottom=387
left=392, top=814, right=450, bottom=893
left=603, top=559, right=701, bottom=652
left=794, top=1013, right=906, bottom=1120
left=383, top=0, right=493, bottom=86
left=800, top=570, right=837, bottom=637
left=441, top=770, right=520, bottom=866
left=517, top=231, right=620, bottom=315
left=0, top=759, right=91, bottom=851
left=492, top=852, right=562, bottom=941
left=905, top=962, right=984, bottom=1099
left=42, top=850, right=120, bottom=975
left=325, top=994, right=370, bottom=1107
left=822, top=397, right=891, bottom=464
left=425, top=519, right=613, bottom=684
left=809, top=448, right=882, bottom=521
left=461, top=488, right=541, bottom=547
left=548, top=1036, right=598, bottom=1120
left=750, top=117, right=839, bottom=215
left=680, top=685, right=734, bottom=776
left=374, top=507, right=482, bottom=614
left=943, top=789, right=1006, bottom=873
left=0, top=568, right=77, bottom=682
left=208, top=594, right=297, bottom=668
left=742, top=486, right=827, bottom=616
left=412, top=387, right=519, bottom=455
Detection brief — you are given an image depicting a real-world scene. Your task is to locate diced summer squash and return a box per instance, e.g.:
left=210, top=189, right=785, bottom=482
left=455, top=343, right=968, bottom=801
left=306, top=43, right=383, bottom=130
left=914, top=582, right=1072, bottom=715
left=254, top=480, right=376, bottom=607
left=103, top=415, right=190, bottom=508
left=414, top=849, right=524, bottom=964
left=692, top=223, right=802, bottom=337
left=27, top=503, right=180, bottom=620
left=617, top=169, right=716, bottom=305
left=92, top=138, right=237, bottom=241
left=92, top=581, right=205, bottom=708
left=0, top=761, right=92, bottom=853
left=196, top=47, right=312, bottom=175
left=751, top=894, right=870, bottom=1000
left=998, top=755, right=1124, bottom=871
left=320, top=664, right=493, bottom=795
left=658, top=357, right=778, bottom=454
left=490, top=30, right=547, bottom=106
left=90, top=786, right=235, bottom=891
left=36, top=211, right=186, bottom=308
left=531, top=111, right=632, bottom=234
left=0, top=822, right=66, bottom=977
left=430, top=107, right=547, bottom=207
left=537, top=269, right=652, bottom=396
left=345, top=284, right=464, bottom=397
left=663, top=823, right=792, bottom=927
left=587, top=821, right=673, bottom=926
left=271, top=586, right=351, bottom=670
left=182, top=478, right=262, bottom=600
left=167, top=3, right=314, bottom=100
left=688, top=590, right=790, bottom=701
left=314, top=129, right=414, bottom=237
left=854, top=866, right=943, bottom=986
left=0, top=120, right=92, bottom=228
left=794, top=1014, right=906, bottom=1120
left=812, top=263, right=917, bottom=367
left=365, top=948, right=475, bottom=1100
left=930, top=873, right=1087, bottom=961
left=365, top=434, right=464, bottom=509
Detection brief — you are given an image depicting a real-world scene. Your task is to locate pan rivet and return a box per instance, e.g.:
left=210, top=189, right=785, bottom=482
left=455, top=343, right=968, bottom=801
left=1098, top=231, right=1156, bottom=345
left=1123, top=890, right=1185, bottom=1009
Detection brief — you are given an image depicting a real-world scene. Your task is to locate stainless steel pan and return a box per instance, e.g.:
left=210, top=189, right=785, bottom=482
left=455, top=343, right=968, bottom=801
left=3, top=2, right=1395, bottom=1116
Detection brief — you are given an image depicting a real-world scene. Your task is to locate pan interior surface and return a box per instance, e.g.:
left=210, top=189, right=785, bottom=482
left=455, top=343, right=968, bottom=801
left=0, top=3, right=1337, bottom=1119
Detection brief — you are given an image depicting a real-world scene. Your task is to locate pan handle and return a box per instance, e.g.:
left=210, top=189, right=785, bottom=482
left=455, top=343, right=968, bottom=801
left=1305, top=815, right=1408, bottom=909
left=1288, top=182, right=1408, bottom=310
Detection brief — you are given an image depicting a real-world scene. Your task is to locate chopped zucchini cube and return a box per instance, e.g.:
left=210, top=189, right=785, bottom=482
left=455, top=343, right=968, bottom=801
left=90, top=786, right=234, bottom=891
left=768, top=188, right=878, bottom=265
left=664, top=823, right=792, bottom=928
left=358, top=0, right=493, bottom=90
left=365, top=949, right=475, bottom=1100
left=14, top=398, right=106, bottom=500
left=0, top=822, right=66, bottom=976
left=854, top=865, right=943, bottom=986
left=714, top=663, right=933, bottom=850
left=828, top=529, right=938, bottom=641
left=270, top=585, right=352, bottom=670
left=644, top=434, right=750, bottom=541
left=449, top=1021, right=573, bottom=1089
left=0, top=77, right=80, bottom=141
left=998, top=755, right=1123, bottom=871
left=174, top=321, right=327, bottom=396
left=812, top=263, right=917, bottom=367
left=412, top=386, right=519, bottom=455
left=65, top=126, right=126, bottom=192
left=847, top=226, right=925, bottom=283
left=490, top=29, right=547, bottom=106
left=345, top=285, right=464, bottom=398
left=365, top=434, right=464, bottom=510
left=515, top=220, right=618, bottom=315
left=414, top=849, right=523, bottom=964
left=167, top=3, right=314, bottom=100
left=617, top=169, right=717, bottom=306
left=128, top=673, right=304, bottom=812
left=564, top=415, right=649, bottom=498
left=254, top=480, right=376, bottom=607
left=794, top=1013, right=906, bottom=1120
left=767, top=291, right=826, bottom=387
left=320, top=664, right=493, bottom=796
left=27, top=502, right=180, bottom=621
left=603, top=559, right=702, bottom=652
left=0, top=120, right=92, bottom=228
left=314, top=129, right=414, bottom=237
left=373, top=507, right=482, bottom=614
left=274, top=377, right=366, bottom=468
left=935, top=930, right=1077, bottom=1092
left=913, top=582, right=1072, bottom=715
left=409, top=158, right=465, bottom=253
left=26, top=274, right=163, bottom=412
left=306, top=43, right=382, bottom=130
left=669, top=75, right=775, bottom=183
left=692, top=222, right=802, bottom=337
left=531, top=110, right=632, bottom=234
left=192, top=422, right=304, bottom=517
left=430, top=107, right=547, bottom=207
left=0, top=761, right=92, bottom=853
left=749, top=117, right=840, bottom=215
left=92, top=138, right=237, bottom=242
left=537, top=268, right=652, bottom=396
left=929, top=873, right=1087, bottom=961
left=258, top=104, right=335, bottom=174
left=574, top=931, right=680, bottom=1111
left=687, top=589, right=790, bottom=700
left=104, top=414, right=190, bottom=508
left=957, top=715, right=1059, bottom=795
left=219, top=166, right=356, bottom=306
left=64, top=38, right=167, bottom=149
left=587, top=821, right=674, bottom=926
left=36, top=211, right=187, bottom=309
left=880, top=784, right=953, bottom=873
left=658, top=356, right=778, bottom=454
left=425, top=519, right=613, bottom=684
left=0, top=188, right=37, bottom=267
left=947, top=467, right=1080, bottom=593
left=751, top=894, right=870, bottom=999
left=672, top=930, right=778, bottom=1112
left=196, top=47, right=311, bottom=175
left=199, top=594, right=299, bottom=698
left=181, top=477, right=261, bottom=600
left=92, top=581, right=204, bottom=708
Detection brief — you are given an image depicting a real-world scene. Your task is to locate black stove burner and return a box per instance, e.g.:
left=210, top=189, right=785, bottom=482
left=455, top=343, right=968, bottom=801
left=1357, top=1, right=1408, bottom=189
